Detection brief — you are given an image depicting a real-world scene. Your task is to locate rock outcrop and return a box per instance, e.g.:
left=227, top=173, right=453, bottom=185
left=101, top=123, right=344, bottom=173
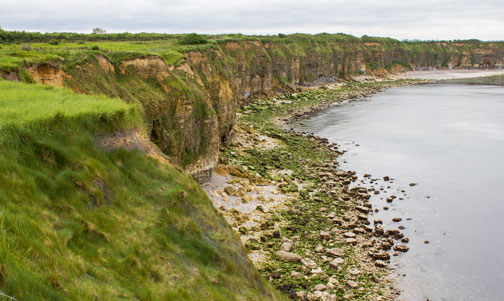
left=7, top=39, right=504, bottom=181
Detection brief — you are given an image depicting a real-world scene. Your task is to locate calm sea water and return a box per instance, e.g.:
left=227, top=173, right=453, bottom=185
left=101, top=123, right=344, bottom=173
left=293, top=76, right=504, bottom=300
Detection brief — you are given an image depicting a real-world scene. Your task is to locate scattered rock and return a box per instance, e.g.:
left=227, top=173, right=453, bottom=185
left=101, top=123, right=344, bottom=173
left=346, top=238, right=357, bottom=245
left=224, top=186, right=236, bottom=196
left=280, top=241, right=293, bottom=252
left=371, top=251, right=390, bottom=261
left=346, top=280, right=358, bottom=288
left=245, top=238, right=260, bottom=250
left=393, top=244, right=409, bottom=252
left=329, top=257, right=345, bottom=268
left=326, top=248, right=344, bottom=257
left=301, top=258, right=317, bottom=269
left=392, top=217, right=402, bottom=222
left=343, top=232, right=356, bottom=238
left=275, top=251, right=302, bottom=262
left=290, top=271, right=303, bottom=278
left=375, top=260, right=388, bottom=268
left=320, top=231, right=332, bottom=240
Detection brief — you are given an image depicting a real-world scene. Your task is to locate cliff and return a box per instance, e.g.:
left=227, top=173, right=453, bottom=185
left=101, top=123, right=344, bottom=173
left=2, top=35, right=504, bottom=181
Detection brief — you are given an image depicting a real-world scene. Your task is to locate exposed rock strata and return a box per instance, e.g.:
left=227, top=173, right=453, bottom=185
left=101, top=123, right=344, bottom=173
left=5, top=41, right=504, bottom=180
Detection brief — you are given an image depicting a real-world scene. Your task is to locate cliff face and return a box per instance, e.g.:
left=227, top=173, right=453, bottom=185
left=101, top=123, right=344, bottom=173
left=8, top=39, right=504, bottom=181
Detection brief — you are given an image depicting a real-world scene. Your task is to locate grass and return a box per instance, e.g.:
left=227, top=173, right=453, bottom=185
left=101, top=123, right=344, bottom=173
left=0, top=81, right=283, bottom=300
left=0, top=80, right=137, bottom=129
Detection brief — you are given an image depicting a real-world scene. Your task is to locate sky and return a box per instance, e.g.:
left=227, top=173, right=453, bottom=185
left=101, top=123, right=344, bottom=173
left=1, top=0, right=503, bottom=41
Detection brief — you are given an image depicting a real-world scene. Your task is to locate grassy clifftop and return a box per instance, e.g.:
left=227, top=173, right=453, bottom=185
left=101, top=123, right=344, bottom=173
left=0, top=81, right=281, bottom=300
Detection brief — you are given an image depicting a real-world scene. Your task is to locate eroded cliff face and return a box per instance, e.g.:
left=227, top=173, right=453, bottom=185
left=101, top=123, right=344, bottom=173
left=8, top=40, right=504, bottom=181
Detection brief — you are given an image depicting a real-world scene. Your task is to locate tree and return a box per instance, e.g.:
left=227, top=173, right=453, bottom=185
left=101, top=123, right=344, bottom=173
left=92, top=28, right=106, bottom=35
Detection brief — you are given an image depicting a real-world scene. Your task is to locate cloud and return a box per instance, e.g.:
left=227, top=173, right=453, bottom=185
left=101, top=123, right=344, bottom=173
left=1, top=0, right=502, bottom=40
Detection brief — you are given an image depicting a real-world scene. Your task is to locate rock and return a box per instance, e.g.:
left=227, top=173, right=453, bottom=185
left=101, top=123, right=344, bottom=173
left=315, top=244, right=324, bottom=253
left=394, top=244, right=409, bottom=252
left=280, top=241, right=293, bottom=252
left=392, top=217, right=402, bottom=222
left=383, top=176, right=390, bottom=181
left=424, top=240, right=430, bottom=244
left=245, top=238, right=260, bottom=250
left=296, top=291, right=307, bottom=299
left=409, top=182, right=417, bottom=186
left=275, top=251, right=302, bottom=262
left=320, top=231, right=332, bottom=240
left=374, top=260, right=388, bottom=268
left=238, top=227, right=247, bottom=234
left=381, top=241, right=393, bottom=250
left=348, top=268, right=361, bottom=276
left=355, top=205, right=370, bottom=213
left=374, top=219, right=383, bottom=225
left=357, top=213, right=368, bottom=221
left=290, top=271, right=303, bottom=278
left=329, top=257, right=345, bottom=268
left=228, top=166, right=248, bottom=178
left=372, top=251, right=390, bottom=261
left=301, top=258, right=317, bottom=269
left=346, top=238, right=357, bottom=245
left=401, top=237, right=410, bottom=243
left=224, top=186, right=236, bottom=196
left=353, top=227, right=366, bottom=234
left=346, top=280, right=358, bottom=288
left=314, top=284, right=327, bottom=291
left=343, top=232, right=356, bottom=238
left=326, top=248, right=344, bottom=257
left=374, top=225, right=384, bottom=236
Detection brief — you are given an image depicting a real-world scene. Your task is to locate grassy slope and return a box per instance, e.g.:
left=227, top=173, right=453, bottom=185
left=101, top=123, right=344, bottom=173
left=0, top=81, right=282, bottom=300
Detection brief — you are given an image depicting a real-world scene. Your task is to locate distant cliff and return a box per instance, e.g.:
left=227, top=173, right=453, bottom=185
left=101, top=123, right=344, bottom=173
left=2, top=36, right=504, bottom=181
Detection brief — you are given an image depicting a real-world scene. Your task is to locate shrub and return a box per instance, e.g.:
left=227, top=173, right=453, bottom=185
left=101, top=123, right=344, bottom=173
left=48, top=39, right=59, bottom=45
left=278, top=33, right=287, bottom=38
left=91, top=45, right=100, bottom=51
left=179, top=33, right=207, bottom=45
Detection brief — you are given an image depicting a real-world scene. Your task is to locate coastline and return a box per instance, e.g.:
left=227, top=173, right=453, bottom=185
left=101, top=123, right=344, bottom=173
left=202, top=79, right=432, bottom=300
left=396, top=69, right=504, bottom=80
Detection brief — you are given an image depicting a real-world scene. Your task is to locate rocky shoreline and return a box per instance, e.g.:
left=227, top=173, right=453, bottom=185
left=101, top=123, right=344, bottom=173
left=202, top=79, right=432, bottom=300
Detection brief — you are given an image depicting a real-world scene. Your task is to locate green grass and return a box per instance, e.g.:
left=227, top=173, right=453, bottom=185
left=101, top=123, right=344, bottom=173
left=0, top=81, right=283, bottom=300
left=0, top=80, right=137, bottom=129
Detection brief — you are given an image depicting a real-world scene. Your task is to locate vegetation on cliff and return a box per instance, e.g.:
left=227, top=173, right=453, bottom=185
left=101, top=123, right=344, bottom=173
left=0, top=80, right=281, bottom=300
left=0, top=31, right=503, bottom=187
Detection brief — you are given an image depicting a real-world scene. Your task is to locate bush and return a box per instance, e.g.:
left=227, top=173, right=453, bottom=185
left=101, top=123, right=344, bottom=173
left=91, top=45, right=100, bottom=51
left=179, top=33, right=207, bottom=45
left=278, top=33, right=287, bottom=38
left=48, top=39, right=59, bottom=45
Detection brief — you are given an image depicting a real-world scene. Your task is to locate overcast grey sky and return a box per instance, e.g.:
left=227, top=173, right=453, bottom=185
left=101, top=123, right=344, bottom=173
left=1, top=0, right=503, bottom=40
